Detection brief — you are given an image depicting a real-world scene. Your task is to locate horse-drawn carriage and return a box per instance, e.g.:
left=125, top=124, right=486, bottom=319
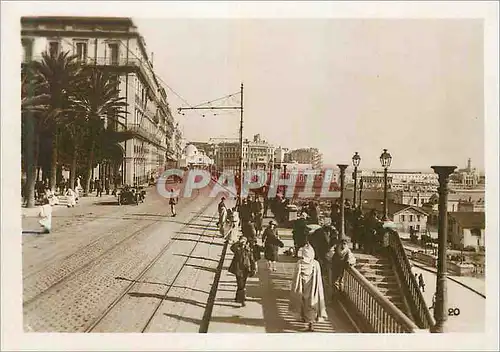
left=117, top=185, right=146, bottom=205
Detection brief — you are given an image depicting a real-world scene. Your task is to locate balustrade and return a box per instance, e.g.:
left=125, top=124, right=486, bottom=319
left=387, top=231, right=435, bottom=328
left=340, top=265, right=419, bottom=333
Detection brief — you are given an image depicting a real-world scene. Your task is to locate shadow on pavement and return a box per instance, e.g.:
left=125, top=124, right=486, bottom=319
left=184, top=263, right=216, bottom=273
left=174, top=254, right=219, bottom=263
left=163, top=313, right=266, bottom=329
left=128, top=292, right=206, bottom=308
left=174, top=238, right=224, bottom=247
left=94, top=201, right=119, bottom=206
left=22, top=230, right=47, bottom=236
left=176, top=231, right=218, bottom=238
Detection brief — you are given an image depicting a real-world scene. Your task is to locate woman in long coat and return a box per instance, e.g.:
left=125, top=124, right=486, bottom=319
left=289, top=243, right=327, bottom=332
left=262, top=220, right=283, bottom=271
left=228, top=236, right=256, bottom=307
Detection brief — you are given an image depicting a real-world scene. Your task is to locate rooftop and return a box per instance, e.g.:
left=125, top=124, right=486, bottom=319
left=449, top=212, right=485, bottom=229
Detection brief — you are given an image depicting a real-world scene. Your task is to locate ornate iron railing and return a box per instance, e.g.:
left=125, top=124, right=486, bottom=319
left=387, top=231, right=435, bottom=329
left=340, top=265, right=419, bottom=333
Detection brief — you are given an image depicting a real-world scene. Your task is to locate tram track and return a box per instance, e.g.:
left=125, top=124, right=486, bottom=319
left=85, top=200, right=218, bottom=333
left=22, top=193, right=203, bottom=306
left=23, top=193, right=201, bottom=281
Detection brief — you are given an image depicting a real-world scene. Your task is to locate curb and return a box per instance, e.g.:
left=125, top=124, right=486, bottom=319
left=411, top=262, right=486, bottom=298
left=199, top=226, right=232, bottom=333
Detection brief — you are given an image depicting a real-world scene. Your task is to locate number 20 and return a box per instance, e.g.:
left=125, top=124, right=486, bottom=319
left=448, top=308, right=461, bottom=316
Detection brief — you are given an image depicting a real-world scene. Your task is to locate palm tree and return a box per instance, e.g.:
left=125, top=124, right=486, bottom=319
left=21, top=64, right=50, bottom=207
left=72, top=69, right=128, bottom=195
left=31, top=50, right=82, bottom=192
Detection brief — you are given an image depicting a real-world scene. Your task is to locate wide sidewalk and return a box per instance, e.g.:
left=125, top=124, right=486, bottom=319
left=208, top=223, right=357, bottom=333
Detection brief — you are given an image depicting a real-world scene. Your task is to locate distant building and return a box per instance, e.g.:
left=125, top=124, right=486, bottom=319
left=361, top=200, right=429, bottom=235
left=213, top=140, right=240, bottom=173
left=286, top=148, right=323, bottom=170
left=179, top=144, right=213, bottom=169
left=243, top=134, right=275, bottom=170
left=401, top=191, right=437, bottom=207
left=427, top=189, right=485, bottom=212
left=450, top=158, right=482, bottom=188
left=274, top=146, right=289, bottom=169
left=447, top=212, right=485, bottom=251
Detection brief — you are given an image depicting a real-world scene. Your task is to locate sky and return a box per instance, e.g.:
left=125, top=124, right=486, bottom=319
left=132, top=18, right=484, bottom=171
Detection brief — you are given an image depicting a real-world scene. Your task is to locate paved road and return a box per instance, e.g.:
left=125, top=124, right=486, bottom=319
left=23, top=186, right=232, bottom=332
left=411, top=264, right=485, bottom=332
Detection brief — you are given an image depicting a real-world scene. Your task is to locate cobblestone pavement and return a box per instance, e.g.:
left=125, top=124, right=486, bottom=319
left=411, top=263, right=485, bottom=332
left=23, top=186, right=235, bottom=332
left=208, top=227, right=356, bottom=333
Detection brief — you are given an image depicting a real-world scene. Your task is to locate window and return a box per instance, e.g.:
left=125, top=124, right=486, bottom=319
left=22, top=39, right=33, bottom=62
left=108, top=43, right=119, bottom=65
left=416, top=224, right=420, bottom=231
left=409, top=215, right=414, bottom=222
left=75, top=42, right=87, bottom=62
left=413, top=198, right=417, bottom=205
left=401, top=215, right=405, bottom=222
left=417, top=215, right=421, bottom=222
left=49, top=41, right=60, bottom=56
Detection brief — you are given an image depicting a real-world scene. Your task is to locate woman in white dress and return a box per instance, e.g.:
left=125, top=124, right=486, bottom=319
left=38, top=199, right=53, bottom=233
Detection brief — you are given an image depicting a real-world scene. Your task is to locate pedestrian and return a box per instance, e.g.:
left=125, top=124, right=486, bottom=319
left=218, top=201, right=228, bottom=237
left=38, top=198, right=53, bottom=233
left=65, top=187, right=76, bottom=208
left=327, top=237, right=356, bottom=290
left=217, top=197, right=227, bottom=226
left=289, top=243, right=327, bottom=332
left=429, top=292, right=436, bottom=310
left=228, top=236, right=256, bottom=307
left=307, top=201, right=320, bottom=225
left=309, top=224, right=334, bottom=274
left=239, top=198, right=253, bottom=225
left=262, top=219, right=284, bottom=271
left=241, top=219, right=261, bottom=270
left=169, top=189, right=177, bottom=217
left=105, top=177, right=110, bottom=195
left=95, top=178, right=102, bottom=197
left=418, top=273, right=426, bottom=292
left=252, top=197, right=264, bottom=236
left=292, top=212, right=309, bottom=258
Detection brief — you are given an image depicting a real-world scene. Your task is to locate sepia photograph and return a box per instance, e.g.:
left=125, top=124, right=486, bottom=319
left=1, top=1, right=499, bottom=351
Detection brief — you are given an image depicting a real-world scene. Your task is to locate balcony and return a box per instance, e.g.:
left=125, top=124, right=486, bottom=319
left=24, top=55, right=159, bottom=103
left=127, top=123, right=162, bottom=147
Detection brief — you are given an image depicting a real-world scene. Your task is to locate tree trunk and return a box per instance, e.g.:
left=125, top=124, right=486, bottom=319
left=49, top=129, right=58, bottom=192
left=69, top=144, right=78, bottom=189
left=23, top=114, right=38, bottom=208
left=84, top=140, right=95, bottom=196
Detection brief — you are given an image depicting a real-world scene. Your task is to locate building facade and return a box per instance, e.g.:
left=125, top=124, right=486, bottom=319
left=447, top=212, right=485, bottom=251
left=286, top=148, right=323, bottom=169
left=242, top=134, right=275, bottom=170
left=21, top=16, right=176, bottom=185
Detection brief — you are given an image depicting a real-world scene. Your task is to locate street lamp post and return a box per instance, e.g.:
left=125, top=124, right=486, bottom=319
left=337, top=164, right=348, bottom=241
left=359, top=178, right=364, bottom=210
left=352, top=152, right=361, bottom=208
left=380, top=149, right=392, bottom=221
left=430, top=165, right=457, bottom=333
